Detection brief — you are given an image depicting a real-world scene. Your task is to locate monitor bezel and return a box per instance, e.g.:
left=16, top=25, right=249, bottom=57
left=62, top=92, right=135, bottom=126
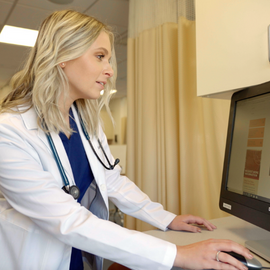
left=219, top=81, right=270, bottom=232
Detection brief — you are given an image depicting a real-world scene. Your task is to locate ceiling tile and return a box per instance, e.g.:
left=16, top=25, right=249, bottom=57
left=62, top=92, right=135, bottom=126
left=6, top=5, right=52, bottom=29
left=85, top=0, right=129, bottom=28
left=0, top=0, right=14, bottom=25
left=18, top=0, right=96, bottom=12
left=0, top=0, right=128, bottom=97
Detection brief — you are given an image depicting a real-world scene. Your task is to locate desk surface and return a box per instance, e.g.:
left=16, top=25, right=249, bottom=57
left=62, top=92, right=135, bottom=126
left=145, top=216, right=270, bottom=269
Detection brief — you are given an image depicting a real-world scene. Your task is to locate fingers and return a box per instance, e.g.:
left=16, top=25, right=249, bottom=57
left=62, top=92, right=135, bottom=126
left=214, top=240, right=253, bottom=260
left=196, top=217, right=217, bottom=231
left=179, top=223, right=202, bottom=233
left=174, top=239, right=253, bottom=270
left=213, top=260, right=246, bottom=270
left=168, top=215, right=217, bottom=232
left=181, top=215, right=217, bottom=231
left=215, top=251, right=250, bottom=270
left=213, top=240, right=253, bottom=270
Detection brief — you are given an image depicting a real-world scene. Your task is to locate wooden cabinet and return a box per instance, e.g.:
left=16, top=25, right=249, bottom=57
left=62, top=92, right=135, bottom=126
left=196, top=0, right=270, bottom=99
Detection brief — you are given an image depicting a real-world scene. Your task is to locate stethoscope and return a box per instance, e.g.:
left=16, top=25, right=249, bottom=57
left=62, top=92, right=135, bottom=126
left=44, top=110, right=120, bottom=200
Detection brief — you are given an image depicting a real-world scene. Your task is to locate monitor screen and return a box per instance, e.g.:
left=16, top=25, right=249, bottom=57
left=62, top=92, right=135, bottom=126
left=227, top=93, right=270, bottom=204
left=219, top=81, right=270, bottom=261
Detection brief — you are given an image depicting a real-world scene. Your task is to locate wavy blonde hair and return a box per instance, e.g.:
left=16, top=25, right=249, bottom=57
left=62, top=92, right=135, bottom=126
left=1, top=9, right=117, bottom=136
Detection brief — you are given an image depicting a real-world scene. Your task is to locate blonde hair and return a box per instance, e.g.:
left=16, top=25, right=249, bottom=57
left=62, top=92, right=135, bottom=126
left=1, top=10, right=117, bottom=136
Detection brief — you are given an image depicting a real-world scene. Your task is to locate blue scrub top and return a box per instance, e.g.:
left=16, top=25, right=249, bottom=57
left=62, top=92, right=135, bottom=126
left=59, top=109, right=94, bottom=270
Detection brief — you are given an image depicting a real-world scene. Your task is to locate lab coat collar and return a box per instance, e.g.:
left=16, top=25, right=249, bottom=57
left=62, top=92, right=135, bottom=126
left=19, top=105, right=75, bottom=187
left=18, top=105, right=39, bottom=130
left=18, top=105, right=107, bottom=208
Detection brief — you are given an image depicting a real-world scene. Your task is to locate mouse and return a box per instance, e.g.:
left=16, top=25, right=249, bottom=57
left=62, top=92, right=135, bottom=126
left=224, top=251, right=262, bottom=270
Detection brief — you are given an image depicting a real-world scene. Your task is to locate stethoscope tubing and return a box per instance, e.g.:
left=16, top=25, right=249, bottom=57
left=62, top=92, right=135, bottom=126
left=79, top=118, right=119, bottom=170
left=45, top=126, right=70, bottom=187
left=44, top=108, right=120, bottom=199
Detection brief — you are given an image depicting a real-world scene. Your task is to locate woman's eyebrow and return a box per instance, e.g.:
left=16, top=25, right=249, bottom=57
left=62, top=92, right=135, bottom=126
left=94, top=47, right=109, bottom=55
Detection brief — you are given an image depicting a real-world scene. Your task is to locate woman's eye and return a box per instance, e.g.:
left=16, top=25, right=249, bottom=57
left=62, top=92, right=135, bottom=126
left=97, top=54, right=105, bottom=60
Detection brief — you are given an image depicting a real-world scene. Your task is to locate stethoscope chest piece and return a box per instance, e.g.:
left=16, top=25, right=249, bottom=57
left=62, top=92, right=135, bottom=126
left=62, top=185, right=80, bottom=200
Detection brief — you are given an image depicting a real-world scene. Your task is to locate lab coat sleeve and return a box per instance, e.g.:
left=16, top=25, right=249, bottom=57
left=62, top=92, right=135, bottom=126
left=0, top=113, right=177, bottom=270
left=98, top=126, right=177, bottom=231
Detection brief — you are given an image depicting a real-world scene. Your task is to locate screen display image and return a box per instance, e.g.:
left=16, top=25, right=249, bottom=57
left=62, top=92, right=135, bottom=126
left=227, top=93, right=270, bottom=204
left=219, top=81, right=270, bottom=262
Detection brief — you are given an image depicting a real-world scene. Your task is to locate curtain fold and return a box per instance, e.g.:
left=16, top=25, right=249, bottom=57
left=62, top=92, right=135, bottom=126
left=126, top=1, right=230, bottom=231
left=178, top=17, right=230, bottom=218
left=126, top=23, right=180, bottom=231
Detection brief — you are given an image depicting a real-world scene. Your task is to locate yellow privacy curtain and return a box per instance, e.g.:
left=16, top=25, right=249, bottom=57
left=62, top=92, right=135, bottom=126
left=126, top=22, right=180, bottom=232
left=178, top=17, right=230, bottom=218
left=126, top=8, right=230, bottom=232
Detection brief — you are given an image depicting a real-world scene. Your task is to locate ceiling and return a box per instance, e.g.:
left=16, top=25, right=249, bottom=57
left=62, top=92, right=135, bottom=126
left=0, top=0, right=129, bottom=98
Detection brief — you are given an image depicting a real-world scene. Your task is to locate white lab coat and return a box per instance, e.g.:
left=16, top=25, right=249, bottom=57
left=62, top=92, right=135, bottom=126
left=0, top=105, right=177, bottom=270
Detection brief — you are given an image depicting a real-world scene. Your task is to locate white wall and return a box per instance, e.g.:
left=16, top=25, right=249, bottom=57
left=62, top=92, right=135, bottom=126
left=101, top=96, right=127, bottom=174
left=101, top=97, right=127, bottom=145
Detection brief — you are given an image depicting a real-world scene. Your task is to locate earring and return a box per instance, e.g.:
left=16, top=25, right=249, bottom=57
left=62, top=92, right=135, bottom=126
left=60, top=63, right=65, bottom=68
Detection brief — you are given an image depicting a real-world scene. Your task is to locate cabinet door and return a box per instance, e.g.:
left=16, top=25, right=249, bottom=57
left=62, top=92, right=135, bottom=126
left=196, top=0, right=270, bottom=99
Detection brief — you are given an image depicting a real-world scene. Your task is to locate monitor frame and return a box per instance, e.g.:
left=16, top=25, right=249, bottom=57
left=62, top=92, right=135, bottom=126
left=219, top=81, right=270, bottom=232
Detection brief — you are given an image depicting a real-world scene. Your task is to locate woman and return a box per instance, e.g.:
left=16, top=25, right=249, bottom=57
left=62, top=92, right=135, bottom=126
left=0, top=10, right=252, bottom=270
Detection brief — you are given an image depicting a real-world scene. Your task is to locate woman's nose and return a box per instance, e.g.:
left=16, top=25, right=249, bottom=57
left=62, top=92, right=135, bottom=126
left=104, top=63, right=114, bottom=77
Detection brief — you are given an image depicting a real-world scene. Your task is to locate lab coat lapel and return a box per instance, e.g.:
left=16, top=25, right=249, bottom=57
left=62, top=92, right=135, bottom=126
left=20, top=106, right=75, bottom=186
left=71, top=106, right=108, bottom=210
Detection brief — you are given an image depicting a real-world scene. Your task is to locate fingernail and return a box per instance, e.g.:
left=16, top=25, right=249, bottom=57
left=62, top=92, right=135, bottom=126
left=248, top=253, right=253, bottom=259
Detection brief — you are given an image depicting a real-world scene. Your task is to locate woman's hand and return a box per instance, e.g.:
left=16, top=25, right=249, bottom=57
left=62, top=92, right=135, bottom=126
left=174, top=239, right=253, bottom=270
left=168, top=214, right=217, bottom=232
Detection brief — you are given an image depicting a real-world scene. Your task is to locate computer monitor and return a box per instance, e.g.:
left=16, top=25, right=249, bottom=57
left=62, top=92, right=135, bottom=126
left=219, top=81, right=270, bottom=262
